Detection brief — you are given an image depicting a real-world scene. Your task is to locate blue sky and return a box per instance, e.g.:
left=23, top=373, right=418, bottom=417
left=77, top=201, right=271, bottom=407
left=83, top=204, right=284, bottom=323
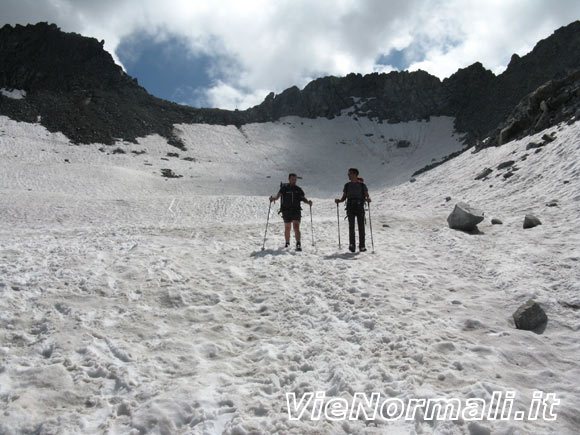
left=116, top=34, right=216, bottom=107
left=2, top=0, right=580, bottom=110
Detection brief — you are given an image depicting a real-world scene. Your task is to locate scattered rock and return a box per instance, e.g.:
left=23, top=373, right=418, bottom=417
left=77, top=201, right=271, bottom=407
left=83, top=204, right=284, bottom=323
left=497, top=160, right=515, bottom=170
left=463, top=319, right=485, bottom=330
left=475, top=168, right=493, bottom=180
left=445, top=196, right=452, bottom=202
left=396, top=139, right=411, bottom=148
left=503, top=171, right=514, bottom=180
left=526, top=141, right=543, bottom=150
left=560, top=300, right=580, bottom=310
left=161, top=169, right=182, bottom=179
left=447, top=202, right=485, bottom=232
left=491, top=218, right=503, bottom=225
left=468, top=422, right=492, bottom=435
left=409, top=177, right=416, bottom=183
left=523, top=214, right=542, bottom=229
left=546, top=200, right=558, bottom=207
left=542, top=133, right=556, bottom=143
left=513, top=299, right=547, bottom=331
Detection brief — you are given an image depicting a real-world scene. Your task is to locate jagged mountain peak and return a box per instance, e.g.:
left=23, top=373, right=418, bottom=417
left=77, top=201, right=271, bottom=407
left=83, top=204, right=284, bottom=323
left=0, top=20, right=579, bottom=148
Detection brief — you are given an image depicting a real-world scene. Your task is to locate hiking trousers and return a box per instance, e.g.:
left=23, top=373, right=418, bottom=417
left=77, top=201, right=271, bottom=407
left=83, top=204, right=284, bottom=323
left=347, top=208, right=365, bottom=248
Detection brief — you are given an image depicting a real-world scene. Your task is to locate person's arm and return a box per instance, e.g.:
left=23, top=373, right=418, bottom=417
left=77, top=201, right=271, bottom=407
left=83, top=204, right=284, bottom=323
left=300, top=188, right=313, bottom=206
left=335, top=192, right=347, bottom=204
left=364, top=184, right=371, bottom=202
left=269, top=188, right=282, bottom=202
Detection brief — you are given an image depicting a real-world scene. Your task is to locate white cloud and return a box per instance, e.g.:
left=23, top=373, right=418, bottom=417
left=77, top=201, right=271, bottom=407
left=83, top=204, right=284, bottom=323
left=203, top=81, right=270, bottom=111
left=1, top=0, right=579, bottom=109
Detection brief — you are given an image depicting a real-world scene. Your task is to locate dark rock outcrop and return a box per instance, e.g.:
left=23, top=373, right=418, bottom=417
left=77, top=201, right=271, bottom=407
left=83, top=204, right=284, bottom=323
left=0, top=22, right=244, bottom=148
left=491, top=70, right=580, bottom=146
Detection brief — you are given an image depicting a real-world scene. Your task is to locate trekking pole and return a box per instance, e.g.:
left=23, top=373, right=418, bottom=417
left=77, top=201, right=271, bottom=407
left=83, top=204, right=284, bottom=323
left=367, top=201, right=375, bottom=253
left=261, top=200, right=273, bottom=251
left=309, top=204, right=315, bottom=247
left=336, top=202, right=341, bottom=249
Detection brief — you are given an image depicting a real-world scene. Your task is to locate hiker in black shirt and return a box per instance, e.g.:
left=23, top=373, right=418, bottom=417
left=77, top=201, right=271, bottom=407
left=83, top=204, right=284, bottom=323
left=270, top=173, right=313, bottom=250
left=335, top=168, right=371, bottom=252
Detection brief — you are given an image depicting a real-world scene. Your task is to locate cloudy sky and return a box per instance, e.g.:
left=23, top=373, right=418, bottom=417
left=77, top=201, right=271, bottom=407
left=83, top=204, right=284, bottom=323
left=1, top=0, right=579, bottom=110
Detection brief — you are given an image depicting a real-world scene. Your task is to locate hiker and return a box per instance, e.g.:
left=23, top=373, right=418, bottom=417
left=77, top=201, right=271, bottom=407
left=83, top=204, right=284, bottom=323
left=335, top=168, right=371, bottom=252
left=269, top=173, right=313, bottom=251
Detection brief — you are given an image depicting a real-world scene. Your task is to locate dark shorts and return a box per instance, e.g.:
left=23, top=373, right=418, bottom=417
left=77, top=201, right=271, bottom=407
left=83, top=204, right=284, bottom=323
left=281, top=208, right=301, bottom=223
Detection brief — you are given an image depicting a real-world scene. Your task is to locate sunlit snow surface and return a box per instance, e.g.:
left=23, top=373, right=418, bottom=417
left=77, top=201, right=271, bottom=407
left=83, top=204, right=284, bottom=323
left=0, top=114, right=579, bottom=434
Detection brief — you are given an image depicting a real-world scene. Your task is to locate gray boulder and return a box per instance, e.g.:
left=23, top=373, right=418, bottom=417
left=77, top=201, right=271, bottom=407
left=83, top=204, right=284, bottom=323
left=491, top=218, right=503, bottom=225
left=542, top=133, right=556, bottom=143
left=513, top=299, right=547, bottom=330
left=526, top=141, right=543, bottom=150
left=497, top=160, right=515, bottom=170
left=447, top=202, right=485, bottom=231
left=523, top=214, right=542, bottom=229
left=475, top=168, right=493, bottom=180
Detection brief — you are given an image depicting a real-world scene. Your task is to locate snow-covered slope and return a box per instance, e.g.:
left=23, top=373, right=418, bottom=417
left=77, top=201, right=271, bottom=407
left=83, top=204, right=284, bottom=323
left=0, top=114, right=578, bottom=434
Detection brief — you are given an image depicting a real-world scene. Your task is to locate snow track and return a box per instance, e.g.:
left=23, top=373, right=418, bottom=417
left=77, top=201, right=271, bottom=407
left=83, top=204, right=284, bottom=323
left=0, top=116, right=579, bottom=434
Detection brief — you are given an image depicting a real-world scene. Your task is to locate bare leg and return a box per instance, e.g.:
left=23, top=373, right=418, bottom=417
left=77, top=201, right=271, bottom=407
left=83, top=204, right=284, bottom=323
left=293, top=220, right=301, bottom=242
left=284, top=222, right=291, bottom=243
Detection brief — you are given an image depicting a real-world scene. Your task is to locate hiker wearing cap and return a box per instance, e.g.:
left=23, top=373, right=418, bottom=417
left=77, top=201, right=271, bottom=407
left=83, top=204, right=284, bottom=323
left=335, top=168, right=371, bottom=252
left=269, top=173, right=313, bottom=251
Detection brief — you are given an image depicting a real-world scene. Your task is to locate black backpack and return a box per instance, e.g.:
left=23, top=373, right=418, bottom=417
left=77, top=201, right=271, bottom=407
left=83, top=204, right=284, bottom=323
left=280, top=183, right=303, bottom=210
left=345, top=182, right=366, bottom=213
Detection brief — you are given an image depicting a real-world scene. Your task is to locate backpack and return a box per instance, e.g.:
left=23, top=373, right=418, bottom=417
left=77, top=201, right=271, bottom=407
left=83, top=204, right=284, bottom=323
left=280, top=183, right=303, bottom=210
left=345, top=182, right=367, bottom=214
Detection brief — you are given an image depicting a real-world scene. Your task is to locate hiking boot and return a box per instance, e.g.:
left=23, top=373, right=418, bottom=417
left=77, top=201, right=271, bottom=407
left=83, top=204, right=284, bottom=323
left=359, top=246, right=367, bottom=252
left=285, top=241, right=290, bottom=248
left=296, top=242, right=302, bottom=252
left=349, top=244, right=355, bottom=253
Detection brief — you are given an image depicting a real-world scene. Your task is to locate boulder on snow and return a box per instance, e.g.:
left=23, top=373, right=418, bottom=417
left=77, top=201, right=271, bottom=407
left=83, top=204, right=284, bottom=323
left=447, top=202, right=485, bottom=232
left=475, top=168, right=493, bottom=180
left=513, top=299, right=547, bottom=331
left=541, top=133, right=556, bottom=143
left=497, top=160, right=515, bottom=170
left=491, top=218, right=503, bottom=225
left=523, top=214, right=542, bottom=229
left=526, top=141, right=543, bottom=150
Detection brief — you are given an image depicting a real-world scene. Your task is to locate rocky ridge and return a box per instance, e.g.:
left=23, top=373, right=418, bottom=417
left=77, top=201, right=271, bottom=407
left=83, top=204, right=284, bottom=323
left=1, top=21, right=579, bottom=149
